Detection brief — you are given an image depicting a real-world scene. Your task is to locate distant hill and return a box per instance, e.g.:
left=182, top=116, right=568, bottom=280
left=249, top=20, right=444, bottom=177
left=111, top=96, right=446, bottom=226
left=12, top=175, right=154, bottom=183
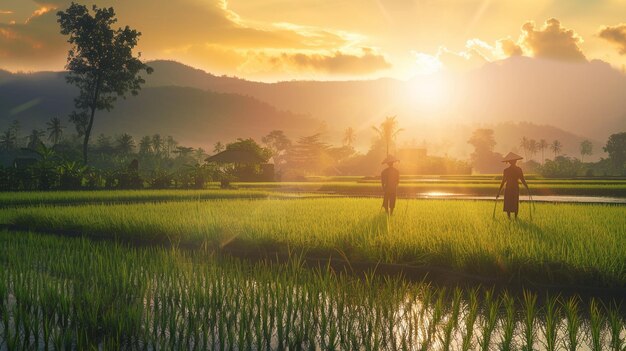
left=0, top=72, right=318, bottom=149
left=144, top=58, right=626, bottom=143
left=0, top=58, right=623, bottom=160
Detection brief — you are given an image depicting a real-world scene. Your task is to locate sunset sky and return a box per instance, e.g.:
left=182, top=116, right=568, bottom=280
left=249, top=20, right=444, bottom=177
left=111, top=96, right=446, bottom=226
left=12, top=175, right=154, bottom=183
left=1, top=0, right=626, bottom=81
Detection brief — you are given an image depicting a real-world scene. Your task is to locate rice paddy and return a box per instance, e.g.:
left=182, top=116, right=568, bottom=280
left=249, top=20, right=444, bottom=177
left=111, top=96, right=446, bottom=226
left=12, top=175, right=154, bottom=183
left=0, top=187, right=624, bottom=349
left=1, top=198, right=624, bottom=289
left=0, top=231, right=624, bottom=350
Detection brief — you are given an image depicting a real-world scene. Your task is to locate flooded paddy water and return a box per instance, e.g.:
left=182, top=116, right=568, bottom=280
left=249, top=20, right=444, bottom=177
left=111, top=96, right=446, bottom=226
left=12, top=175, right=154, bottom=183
left=1, top=231, right=624, bottom=350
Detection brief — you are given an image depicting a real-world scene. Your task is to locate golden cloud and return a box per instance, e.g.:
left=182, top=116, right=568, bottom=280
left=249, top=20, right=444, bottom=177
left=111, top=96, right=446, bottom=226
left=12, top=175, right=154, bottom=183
left=519, top=18, right=586, bottom=62
left=241, top=48, right=391, bottom=76
left=599, top=23, right=626, bottom=55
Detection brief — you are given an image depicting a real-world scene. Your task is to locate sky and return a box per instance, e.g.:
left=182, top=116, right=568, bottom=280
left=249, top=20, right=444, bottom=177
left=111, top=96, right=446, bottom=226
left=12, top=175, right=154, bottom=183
left=1, top=0, right=626, bottom=81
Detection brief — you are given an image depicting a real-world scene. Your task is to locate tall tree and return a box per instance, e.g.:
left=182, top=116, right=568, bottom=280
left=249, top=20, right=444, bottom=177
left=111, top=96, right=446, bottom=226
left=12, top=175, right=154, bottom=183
left=138, top=136, right=152, bottom=155
left=57, top=3, right=152, bottom=164
left=165, top=136, right=178, bottom=158
left=213, top=141, right=225, bottom=154
left=151, top=134, right=163, bottom=157
left=343, top=127, right=356, bottom=147
left=528, top=139, right=538, bottom=161
left=550, top=140, right=562, bottom=159
left=46, top=117, right=64, bottom=145
left=0, top=128, right=18, bottom=151
left=467, top=128, right=502, bottom=173
left=262, top=130, right=292, bottom=165
left=372, top=116, right=403, bottom=156
left=519, top=137, right=529, bottom=159
left=27, top=129, right=46, bottom=149
left=579, top=140, right=593, bottom=163
left=603, top=132, right=626, bottom=170
left=116, top=133, right=135, bottom=154
left=539, top=139, right=548, bottom=164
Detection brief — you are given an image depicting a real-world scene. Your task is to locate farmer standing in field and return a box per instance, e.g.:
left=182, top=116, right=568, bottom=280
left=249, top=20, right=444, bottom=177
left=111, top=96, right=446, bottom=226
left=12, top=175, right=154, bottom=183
left=496, top=152, right=530, bottom=219
left=381, top=155, right=400, bottom=215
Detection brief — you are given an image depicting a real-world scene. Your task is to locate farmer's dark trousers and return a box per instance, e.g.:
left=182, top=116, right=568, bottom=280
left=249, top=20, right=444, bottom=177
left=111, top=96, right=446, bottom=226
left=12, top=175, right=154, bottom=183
left=383, top=191, right=397, bottom=214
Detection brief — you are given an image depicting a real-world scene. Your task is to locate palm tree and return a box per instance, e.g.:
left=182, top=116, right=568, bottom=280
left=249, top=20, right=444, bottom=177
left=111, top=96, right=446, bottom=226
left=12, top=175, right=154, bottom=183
left=152, top=134, right=163, bottom=156
left=520, top=136, right=529, bottom=159
left=372, top=116, right=403, bottom=156
left=165, top=136, right=178, bottom=158
left=0, top=129, right=17, bottom=151
left=580, top=140, right=593, bottom=162
left=27, top=129, right=45, bottom=149
left=539, top=139, right=548, bottom=164
left=213, top=141, right=224, bottom=154
left=139, top=136, right=152, bottom=155
left=343, top=127, right=356, bottom=147
left=116, top=133, right=136, bottom=154
left=46, top=117, right=64, bottom=145
left=550, top=140, right=562, bottom=159
left=528, top=139, right=538, bottom=161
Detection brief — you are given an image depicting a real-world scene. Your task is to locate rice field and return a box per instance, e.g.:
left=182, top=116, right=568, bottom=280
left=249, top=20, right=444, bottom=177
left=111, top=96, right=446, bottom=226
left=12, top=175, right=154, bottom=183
left=1, top=197, right=624, bottom=289
left=0, top=231, right=624, bottom=350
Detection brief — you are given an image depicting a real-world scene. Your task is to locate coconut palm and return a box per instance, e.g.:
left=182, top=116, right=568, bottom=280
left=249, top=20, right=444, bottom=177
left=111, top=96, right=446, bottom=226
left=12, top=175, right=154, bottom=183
left=372, top=116, right=403, bottom=156
left=539, top=139, right=548, bottom=164
left=343, top=127, right=356, bottom=147
left=27, top=129, right=46, bottom=149
left=151, top=134, right=163, bottom=156
left=550, top=140, right=562, bottom=159
left=528, top=139, right=538, bottom=161
left=213, top=141, right=225, bottom=154
left=46, top=117, right=64, bottom=145
left=139, top=136, right=152, bottom=155
left=116, top=133, right=136, bottom=154
left=580, top=140, right=593, bottom=162
left=520, top=137, right=529, bottom=159
left=0, top=129, right=17, bottom=151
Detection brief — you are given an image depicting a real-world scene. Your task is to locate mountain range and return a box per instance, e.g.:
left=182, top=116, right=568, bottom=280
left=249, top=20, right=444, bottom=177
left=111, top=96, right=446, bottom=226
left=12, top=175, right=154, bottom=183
left=1, top=57, right=624, bottom=160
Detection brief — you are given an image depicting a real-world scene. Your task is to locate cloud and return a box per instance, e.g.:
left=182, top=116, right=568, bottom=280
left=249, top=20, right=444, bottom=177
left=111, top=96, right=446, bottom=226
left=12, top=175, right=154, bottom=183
left=497, top=38, right=523, bottom=57
left=0, top=0, right=373, bottom=77
left=598, top=23, right=626, bottom=55
left=437, top=47, right=488, bottom=73
left=519, top=18, right=586, bottom=62
left=241, top=48, right=391, bottom=76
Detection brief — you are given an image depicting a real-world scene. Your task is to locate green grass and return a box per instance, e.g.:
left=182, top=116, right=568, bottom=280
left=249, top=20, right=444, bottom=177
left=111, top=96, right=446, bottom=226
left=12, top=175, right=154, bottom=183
left=2, top=198, right=624, bottom=288
left=0, top=231, right=622, bottom=350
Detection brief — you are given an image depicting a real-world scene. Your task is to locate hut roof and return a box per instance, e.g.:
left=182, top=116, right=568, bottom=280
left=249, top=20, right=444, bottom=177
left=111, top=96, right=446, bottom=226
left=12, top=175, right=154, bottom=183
left=205, top=149, right=266, bottom=164
left=0, top=149, right=41, bottom=168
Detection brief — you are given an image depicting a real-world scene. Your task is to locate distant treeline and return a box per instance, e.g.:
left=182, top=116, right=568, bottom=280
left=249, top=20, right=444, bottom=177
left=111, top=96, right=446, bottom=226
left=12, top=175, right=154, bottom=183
left=0, top=117, right=623, bottom=191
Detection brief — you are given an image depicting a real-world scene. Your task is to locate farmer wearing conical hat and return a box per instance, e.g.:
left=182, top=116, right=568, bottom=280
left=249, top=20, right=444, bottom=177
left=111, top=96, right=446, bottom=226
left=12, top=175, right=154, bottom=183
left=496, top=152, right=529, bottom=219
left=381, top=155, right=400, bottom=215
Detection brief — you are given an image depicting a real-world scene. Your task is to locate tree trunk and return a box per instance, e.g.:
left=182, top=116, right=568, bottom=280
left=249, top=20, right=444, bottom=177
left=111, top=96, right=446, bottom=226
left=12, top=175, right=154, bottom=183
left=83, top=75, right=102, bottom=165
left=83, top=106, right=96, bottom=165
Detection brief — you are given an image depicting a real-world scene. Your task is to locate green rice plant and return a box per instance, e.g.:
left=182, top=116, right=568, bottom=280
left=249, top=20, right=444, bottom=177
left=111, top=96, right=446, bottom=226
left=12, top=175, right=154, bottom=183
left=589, top=299, right=606, bottom=351
left=499, top=292, right=517, bottom=351
left=439, top=287, right=462, bottom=350
left=604, top=301, right=624, bottom=351
left=522, top=290, right=538, bottom=351
left=478, top=289, right=500, bottom=351
left=540, top=293, right=561, bottom=351
left=461, top=288, right=479, bottom=351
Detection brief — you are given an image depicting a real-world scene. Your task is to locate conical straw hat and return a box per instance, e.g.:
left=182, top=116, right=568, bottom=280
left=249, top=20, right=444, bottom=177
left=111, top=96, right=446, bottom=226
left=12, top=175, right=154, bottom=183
left=381, top=155, right=400, bottom=164
left=502, top=152, right=523, bottom=162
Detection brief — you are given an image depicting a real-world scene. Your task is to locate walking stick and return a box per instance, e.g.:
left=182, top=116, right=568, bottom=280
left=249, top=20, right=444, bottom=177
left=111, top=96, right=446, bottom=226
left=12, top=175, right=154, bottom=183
left=526, top=186, right=533, bottom=221
left=492, top=190, right=501, bottom=219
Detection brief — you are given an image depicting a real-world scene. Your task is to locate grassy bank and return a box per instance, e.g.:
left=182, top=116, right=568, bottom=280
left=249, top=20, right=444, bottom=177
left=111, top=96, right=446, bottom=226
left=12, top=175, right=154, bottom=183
left=2, top=198, right=624, bottom=288
left=1, top=231, right=623, bottom=350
